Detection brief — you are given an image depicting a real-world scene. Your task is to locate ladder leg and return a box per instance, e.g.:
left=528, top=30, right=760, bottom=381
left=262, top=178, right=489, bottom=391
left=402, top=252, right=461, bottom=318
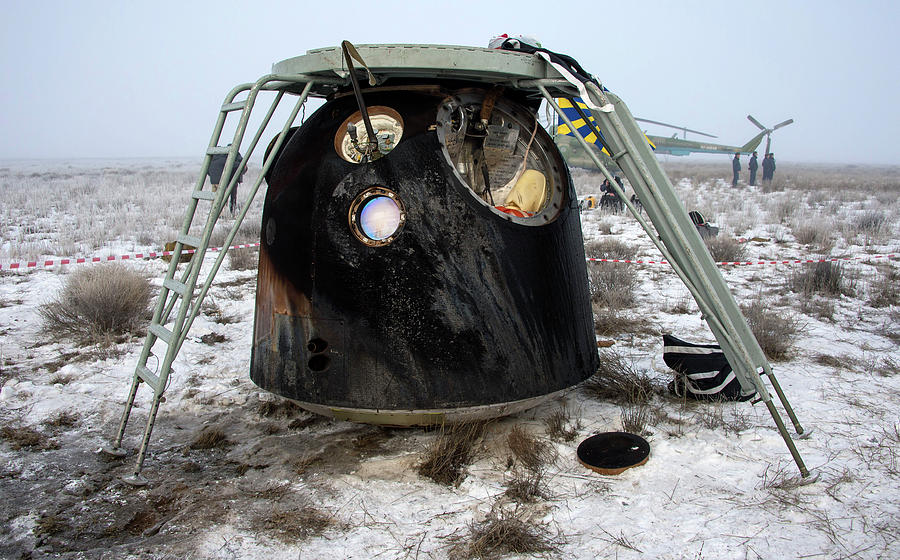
left=100, top=376, right=140, bottom=457
left=123, top=393, right=164, bottom=487
left=763, top=398, right=811, bottom=478
left=763, top=369, right=806, bottom=436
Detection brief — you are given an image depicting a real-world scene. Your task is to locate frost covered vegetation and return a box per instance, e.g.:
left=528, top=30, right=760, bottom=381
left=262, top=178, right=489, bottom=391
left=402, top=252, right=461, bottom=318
left=0, top=159, right=898, bottom=559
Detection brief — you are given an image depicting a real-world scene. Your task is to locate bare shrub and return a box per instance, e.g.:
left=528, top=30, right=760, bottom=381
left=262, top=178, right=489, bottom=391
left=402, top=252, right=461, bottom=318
left=417, top=422, right=486, bottom=486
left=852, top=210, right=887, bottom=242
left=694, top=403, right=753, bottom=434
left=740, top=298, right=802, bottom=361
left=799, top=295, right=836, bottom=320
left=771, top=196, right=799, bottom=223
left=39, top=264, right=152, bottom=342
left=189, top=426, right=229, bottom=450
left=620, top=403, right=651, bottom=435
left=543, top=406, right=580, bottom=442
left=703, top=236, right=747, bottom=263
left=506, top=426, right=555, bottom=471
left=450, top=508, right=561, bottom=559
left=596, top=219, right=614, bottom=235
left=584, top=239, right=634, bottom=261
left=665, top=296, right=693, bottom=314
left=868, top=266, right=900, bottom=308
left=589, top=262, right=642, bottom=335
left=584, top=351, right=660, bottom=405
left=790, top=261, right=855, bottom=298
left=228, top=247, right=258, bottom=271
left=792, top=220, right=833, bottom=251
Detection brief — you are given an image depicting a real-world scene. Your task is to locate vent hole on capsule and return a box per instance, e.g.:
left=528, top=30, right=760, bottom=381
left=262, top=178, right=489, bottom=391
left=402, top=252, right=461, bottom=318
left=308, top=355, right=330, bottom=372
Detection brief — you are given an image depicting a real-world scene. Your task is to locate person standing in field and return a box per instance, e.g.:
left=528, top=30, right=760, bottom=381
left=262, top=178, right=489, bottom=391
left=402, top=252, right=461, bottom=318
left=731, top=153, right=741, bottom=187
left=748, top=151, right=759, bottom=186
left=762, top=153, right=774, bottom=183
left=767, top=153, right=776, bottom=182
left=207, top=145, right=245, bottom=215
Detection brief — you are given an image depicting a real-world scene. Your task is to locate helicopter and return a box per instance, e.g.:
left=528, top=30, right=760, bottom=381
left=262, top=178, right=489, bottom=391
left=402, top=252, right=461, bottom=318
left=553, top=107, right=781, bottom=170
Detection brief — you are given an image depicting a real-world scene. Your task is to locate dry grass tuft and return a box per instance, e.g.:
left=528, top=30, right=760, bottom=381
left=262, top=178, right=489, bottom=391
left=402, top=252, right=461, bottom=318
left=417, top=422, right=487, bottom=486
left=584, top=238, right=634, bottom=261
left=543, top=406, right=581, bottom=442
left=199, top=332, right=227, bottom=344
left=228, top=248, right=258, bottom=271
left=585, top=352, right=664, bottom=435
left=504, top=468, right=550, bottom=503
left=201, top=299, right=239, bottom=324
left=868, top=266, right=900, bottom=308
left=792, top=220, right=833, bottom=250
left=620, top=403, right=652, bottom=435
left=790, top=261, right=855, bottom=298
left=451, top=508, right=561, bottom=559
left=814, top=354, right=847, bottom=370
left=257, top=398, right=303, bottom=418
left=703, top=236, right=747, bottom=263
left=41, top=410, right=80, bottom=431
left=589, top=262, right=647, bottom=336
left=876, top=356, right=899, bottom=377
left=584, top=351, right=660, bottom=405
left=506, top=426, right=555, bottom=472
left=262, top=506, right=334, bottom=543
left=852, top=210, right=888, bottom=242
left=39, top=264, right=151, bottom=342
left=741, top=297, right=802, bottom=361
left=34, top=514, right=69, bottom=537
left=0, top=424, right=59, bottom=451
left=189, top=426, right=229, bottom=450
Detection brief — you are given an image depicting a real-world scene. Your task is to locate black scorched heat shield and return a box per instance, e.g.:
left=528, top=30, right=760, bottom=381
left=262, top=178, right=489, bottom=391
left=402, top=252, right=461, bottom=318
left=251, top=84, right=597, bottom=424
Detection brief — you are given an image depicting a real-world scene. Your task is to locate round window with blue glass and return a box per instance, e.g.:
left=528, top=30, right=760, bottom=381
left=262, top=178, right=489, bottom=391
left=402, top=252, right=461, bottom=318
left=348, top=186, right=406, bottom=247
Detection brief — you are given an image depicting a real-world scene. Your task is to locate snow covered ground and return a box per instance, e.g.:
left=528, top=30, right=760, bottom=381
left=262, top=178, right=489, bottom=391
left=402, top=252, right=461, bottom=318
left=1, top=160, right=898, bottom=559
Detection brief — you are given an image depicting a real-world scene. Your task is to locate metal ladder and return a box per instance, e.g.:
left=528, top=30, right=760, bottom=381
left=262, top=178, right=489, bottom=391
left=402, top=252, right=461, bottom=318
left=531, top=79, right=813, bottom=478
left=103, top=76, right=317, bottom=486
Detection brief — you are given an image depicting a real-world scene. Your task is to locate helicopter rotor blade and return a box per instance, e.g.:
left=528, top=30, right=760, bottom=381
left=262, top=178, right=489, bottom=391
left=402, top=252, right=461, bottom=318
left=746, top=115, right=767, bottom=131
left=634, top=117, right=718, bottom=138
left=773, top=118, right=794, bottom=131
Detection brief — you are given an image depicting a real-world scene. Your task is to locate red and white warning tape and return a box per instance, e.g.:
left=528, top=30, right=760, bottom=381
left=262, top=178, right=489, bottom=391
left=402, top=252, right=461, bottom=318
left=587, top=254, right=897, bottom=266
left=0, top=243, right=261, bottom=270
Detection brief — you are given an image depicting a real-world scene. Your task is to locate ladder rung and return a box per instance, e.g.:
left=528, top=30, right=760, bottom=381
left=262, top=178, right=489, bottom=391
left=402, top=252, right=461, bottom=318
left=221, top=101, right=246, bottom=112
left=192, top=190, right=216, bottom=201
left=163, top=278, right=189, bottom=296
left=149, top=323, right=174, bottom=345
left=207, top=146, right=231, bottom=155
left=136, top=365, right=160, bottom=391
left=177, top=234, right=202, bottom=248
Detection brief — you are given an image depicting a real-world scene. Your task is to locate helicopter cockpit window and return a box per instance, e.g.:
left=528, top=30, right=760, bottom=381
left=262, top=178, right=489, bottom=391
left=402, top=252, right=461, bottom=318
left=436, top=93, right=565, bottom=224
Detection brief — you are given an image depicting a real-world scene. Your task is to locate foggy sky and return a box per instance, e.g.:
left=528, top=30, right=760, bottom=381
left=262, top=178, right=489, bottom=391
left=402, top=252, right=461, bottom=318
left=1, top=0, right=897, bottom=165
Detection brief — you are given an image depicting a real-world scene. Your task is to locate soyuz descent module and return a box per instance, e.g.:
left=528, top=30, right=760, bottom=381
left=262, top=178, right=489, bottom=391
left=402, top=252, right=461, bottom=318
left=249, top=45, right=598, bottom=425
left=107, top=44, right=810, bottom=485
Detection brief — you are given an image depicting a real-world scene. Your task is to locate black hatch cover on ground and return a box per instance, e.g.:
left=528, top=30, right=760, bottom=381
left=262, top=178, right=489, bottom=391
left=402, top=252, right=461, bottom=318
left=577, top=432, right=650, bottom=475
